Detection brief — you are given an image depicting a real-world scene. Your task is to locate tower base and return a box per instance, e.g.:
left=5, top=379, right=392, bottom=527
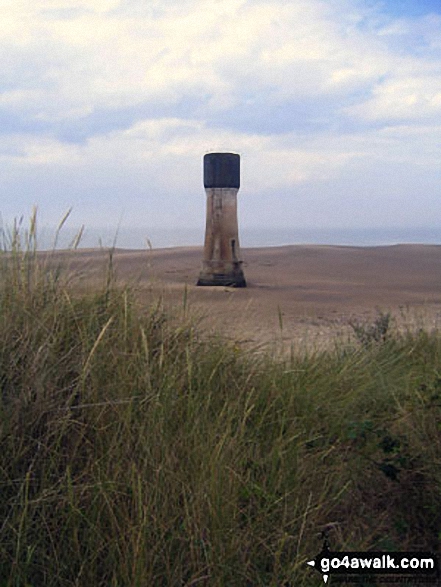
left=197, top=263, right=246, bottom=287
left=196, top=273, right=247, bottom=287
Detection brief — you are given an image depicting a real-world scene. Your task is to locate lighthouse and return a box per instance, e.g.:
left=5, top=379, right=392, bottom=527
left=197, top=152, right=246, bottom=287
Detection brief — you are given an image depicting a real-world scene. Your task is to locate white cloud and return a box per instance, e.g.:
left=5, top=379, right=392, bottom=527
left=346, top=74, right=441, bottom=121
left=0, top=116, right=366, bottom=192
left=0, top=0, right=424, bottom=118
left=0, top=0, right=439, bottom=230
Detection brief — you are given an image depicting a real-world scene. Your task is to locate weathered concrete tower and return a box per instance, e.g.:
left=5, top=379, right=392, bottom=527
left=197, top=152, right=246, bottom=287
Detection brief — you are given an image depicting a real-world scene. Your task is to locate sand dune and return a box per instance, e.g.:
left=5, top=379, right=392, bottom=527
left=53, top=244, right=441, bottom=351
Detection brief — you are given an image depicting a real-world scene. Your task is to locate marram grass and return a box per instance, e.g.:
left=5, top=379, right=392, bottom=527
left=0, top=217, right=440, bottom=586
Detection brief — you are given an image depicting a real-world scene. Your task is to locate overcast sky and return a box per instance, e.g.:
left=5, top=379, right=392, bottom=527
left=0, top=0, right=440, bottom=233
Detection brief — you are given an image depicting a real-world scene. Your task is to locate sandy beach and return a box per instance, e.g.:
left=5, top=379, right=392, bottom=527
left=57, top=244, right=441, bottom=352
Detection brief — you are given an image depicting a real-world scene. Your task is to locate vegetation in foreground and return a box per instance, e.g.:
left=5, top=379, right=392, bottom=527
left=0, top=218, right=440, bottom=586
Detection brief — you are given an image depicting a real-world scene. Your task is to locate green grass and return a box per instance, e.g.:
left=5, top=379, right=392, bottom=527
left=0, top=214, right=440, bottom=586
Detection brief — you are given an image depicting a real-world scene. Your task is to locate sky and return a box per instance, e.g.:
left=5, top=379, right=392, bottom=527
left=0, top=0, right=440, bottom=235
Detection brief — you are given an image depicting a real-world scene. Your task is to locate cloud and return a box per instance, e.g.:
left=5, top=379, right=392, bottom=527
left=0, top=0, right=439, bottom=230
left=0, top=0, right=408, bottom=127
left=1, top=0, right=439, bottom=129
left=346, top=75, right=441, bottom=122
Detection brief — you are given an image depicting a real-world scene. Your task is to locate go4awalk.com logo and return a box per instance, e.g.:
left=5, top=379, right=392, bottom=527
left=306, top=532, right=439, bottom=584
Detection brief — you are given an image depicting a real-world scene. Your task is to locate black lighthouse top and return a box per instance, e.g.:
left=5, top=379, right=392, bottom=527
left=203, top=153, right=240, bottom=189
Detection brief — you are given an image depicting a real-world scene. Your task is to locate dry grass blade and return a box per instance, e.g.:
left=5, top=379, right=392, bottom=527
left=81, top=316, right=114, bottom=379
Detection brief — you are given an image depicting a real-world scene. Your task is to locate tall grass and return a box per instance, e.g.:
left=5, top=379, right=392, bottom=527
left=0, top=215, right=440, bottom=586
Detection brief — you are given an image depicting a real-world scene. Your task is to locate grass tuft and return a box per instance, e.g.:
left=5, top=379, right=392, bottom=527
left=0, top=216, right=440, bottom=586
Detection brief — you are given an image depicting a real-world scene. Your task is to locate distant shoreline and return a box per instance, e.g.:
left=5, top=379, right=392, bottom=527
left=26, top=226, right=441, bottom=251
left=36, top=242, right=441, bottom=254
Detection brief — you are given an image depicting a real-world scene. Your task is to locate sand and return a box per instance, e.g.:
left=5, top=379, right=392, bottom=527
left=55, top=244, right=441, bottom=352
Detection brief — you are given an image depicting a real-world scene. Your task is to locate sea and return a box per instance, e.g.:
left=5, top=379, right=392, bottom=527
left=28, top=226, right=441, bottom=251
